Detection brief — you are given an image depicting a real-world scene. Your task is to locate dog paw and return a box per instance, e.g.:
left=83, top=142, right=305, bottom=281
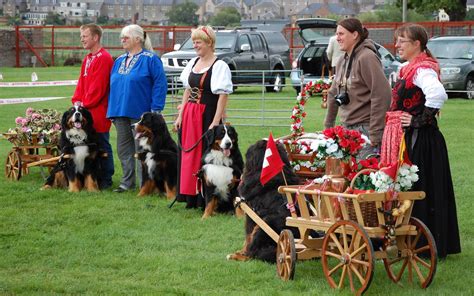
left=40, top=185, right=51, bottom=191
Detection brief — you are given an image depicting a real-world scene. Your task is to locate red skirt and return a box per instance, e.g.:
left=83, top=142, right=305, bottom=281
left=380, top=111, right=404, bottom=167
left=179, top=102, right=205, bottom=195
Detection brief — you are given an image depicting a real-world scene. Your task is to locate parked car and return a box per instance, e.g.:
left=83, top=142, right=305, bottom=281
left=290, top=18, right=401, bottom=94
left=161, top=27, right=291, bottom=92
left=427, top=36, right=474, bottom=98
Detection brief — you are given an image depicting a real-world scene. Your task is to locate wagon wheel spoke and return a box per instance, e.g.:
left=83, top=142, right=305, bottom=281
left=338, top=265, right=347, bottom=289
left=411, top=257, right=426, bottom=284
left=351, top=243, right=368, bottom=258
left=329, top=233, right=344, bottom=254
left=352, top=259, right=371, bottom=267
left=408, top=259, right=413, bottom=283
left=350, top=263, right=366, bottom=285
left=347, top=264, right=355, bottom=292
left=348, top=231, right=359, bottom=253
left=325, top=250, right=342, bottom=259
left=328, top=262, right=344, bottom=276
left=411, top=232, right=422, bottom=249
left=341, top=224, right=348, bottom=251
left=413, top=255, right=432, bottom=269
left=395, top=258, right=409, bottom=281
left=414, top=245, right=430, bottom=254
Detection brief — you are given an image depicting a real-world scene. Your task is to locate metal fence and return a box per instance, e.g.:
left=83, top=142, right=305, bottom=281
left=5, top=21, right=474, bottom=68
left=163, top=69, right=300, bottom=127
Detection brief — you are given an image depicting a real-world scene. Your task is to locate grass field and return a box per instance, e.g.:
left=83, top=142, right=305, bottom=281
left=0, top=67, right=473, bottom=295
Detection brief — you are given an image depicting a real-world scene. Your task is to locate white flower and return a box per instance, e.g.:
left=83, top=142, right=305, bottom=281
left=326, top=143, right=339, bottom=154
left=293, top=164, right=301, bottom=171
left=360, top=134, right=371, bottom=146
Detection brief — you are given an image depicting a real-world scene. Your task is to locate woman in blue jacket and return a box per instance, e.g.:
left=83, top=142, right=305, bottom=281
left=108, top=24, right=167, bottom=193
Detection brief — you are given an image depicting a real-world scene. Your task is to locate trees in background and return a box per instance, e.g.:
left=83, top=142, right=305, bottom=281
left=45, top=12, right=65, bottom=25
left=166, top=1, right=199, bottom=26
left=209, top=7, right=241, bottom=27
left=408, top=0, right=466, bottom=21
left=358, top=4, right=429, bottom=22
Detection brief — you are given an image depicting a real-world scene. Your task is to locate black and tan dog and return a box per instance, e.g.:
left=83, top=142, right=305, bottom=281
left=227, top=139, right=299, bottom=262
left=135, top=112, right=178, bottom=199
left=43, top=105, right=100, bottom=192
left=198, top=124, right=244, bottom=219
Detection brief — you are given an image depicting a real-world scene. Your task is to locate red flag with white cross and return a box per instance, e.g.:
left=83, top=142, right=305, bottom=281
left=260, top=133, right=285, bottom=185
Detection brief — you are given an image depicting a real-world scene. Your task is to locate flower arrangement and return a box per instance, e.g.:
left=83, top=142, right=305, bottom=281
left=6, top=107, right=61, bottom=146
left=318, top=126, right=368, bottom=160
left=369, top=163, right=419, bottom=193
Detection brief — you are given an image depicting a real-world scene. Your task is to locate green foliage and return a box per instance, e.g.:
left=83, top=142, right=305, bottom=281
left=166, top=0, right=199, bottom=26
left=409, top=0, right=466, bottom=21
left=45, top=12, right=66, bottom=25
left=358, top=4, right=429, bottom=22
left=96, top=16, right=109, bottom=25
left=209, top=7, right=241, bottom=27
left=6, top=15, right=21, bottom=26
left=109, top=18, right=126, bottom=26
left=465, top=9, right=474, bottom=20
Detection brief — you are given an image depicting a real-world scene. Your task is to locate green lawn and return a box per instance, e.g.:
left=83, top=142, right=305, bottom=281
left=0, top=67, right=473, bottom=295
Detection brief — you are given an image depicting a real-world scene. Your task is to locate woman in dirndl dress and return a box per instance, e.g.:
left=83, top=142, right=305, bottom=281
left=174, top=26, right=233, bottom=209
left=387, top=23, right=461, bottom=258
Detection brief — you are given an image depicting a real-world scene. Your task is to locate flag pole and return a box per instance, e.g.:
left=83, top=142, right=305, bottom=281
left=281, top=170, right=288, bottom=186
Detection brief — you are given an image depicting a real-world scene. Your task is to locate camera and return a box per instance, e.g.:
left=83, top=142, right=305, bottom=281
left=335, top=92, right=350, bottom=106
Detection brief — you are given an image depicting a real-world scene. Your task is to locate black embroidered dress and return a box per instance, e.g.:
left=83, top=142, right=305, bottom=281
left=390, top=55, right=461, bottom=258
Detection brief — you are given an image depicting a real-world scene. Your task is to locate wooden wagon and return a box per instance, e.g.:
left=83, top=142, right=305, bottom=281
left=236, top=178, right=437, bottom=295
left=3, top=133, right=60, bottom=180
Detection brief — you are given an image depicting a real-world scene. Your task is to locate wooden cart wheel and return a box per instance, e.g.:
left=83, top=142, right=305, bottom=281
left=383, top=217, right=437, bottom=288
left=322, top=220, right=375, bottom=295
left=276, top=229, right=296, bottom=281
left=5, top=151, right=22, bottom=180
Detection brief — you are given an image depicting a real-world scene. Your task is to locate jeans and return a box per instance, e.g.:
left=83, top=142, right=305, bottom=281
left=97, top=132, right=114, bottom=189
left=113, top=117, right=142, bottom=190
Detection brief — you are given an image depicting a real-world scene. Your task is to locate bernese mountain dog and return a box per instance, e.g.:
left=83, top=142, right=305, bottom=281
left=198, top=124, right=244, bottom=219
left=43, top=105, right=100, bottom=192
left=135, top=112, right=178, bottom=199
left=227, top=139, right=300, bottom=262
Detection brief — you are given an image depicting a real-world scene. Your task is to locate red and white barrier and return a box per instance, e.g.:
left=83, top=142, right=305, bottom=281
left=0, top=80, right=78, bottom=87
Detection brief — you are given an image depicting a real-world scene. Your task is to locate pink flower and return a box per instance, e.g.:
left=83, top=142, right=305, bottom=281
left=26, top=108, right=34, bottom=116
left=15, top=117, right=24, bottom=125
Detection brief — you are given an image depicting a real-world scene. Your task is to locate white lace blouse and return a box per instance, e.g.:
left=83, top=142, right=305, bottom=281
left=179, top=57, right=233, bottom=94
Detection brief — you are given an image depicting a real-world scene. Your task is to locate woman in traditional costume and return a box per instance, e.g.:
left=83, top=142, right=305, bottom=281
left=175, top=26, right=233, bottom=208
left=390, top=23, right=460, bottom=258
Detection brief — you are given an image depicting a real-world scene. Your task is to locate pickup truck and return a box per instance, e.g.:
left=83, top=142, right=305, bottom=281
left=161, top=27, right=291, bottom=92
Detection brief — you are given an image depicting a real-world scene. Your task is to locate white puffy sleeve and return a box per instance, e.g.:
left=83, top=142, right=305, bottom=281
left=179, top=57, right=198, bottom=89
left=413, top=67, right=448, bottom=109
left=211, top=60, right=233, bottom=94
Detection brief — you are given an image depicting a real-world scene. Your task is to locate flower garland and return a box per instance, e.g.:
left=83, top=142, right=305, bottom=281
left=307, top=78, right=331, bottom=96
left=290, top=82, right=312, bottom=137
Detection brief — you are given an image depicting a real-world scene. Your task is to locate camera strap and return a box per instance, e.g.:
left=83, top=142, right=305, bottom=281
left=341, top=40, right=363, bottom=93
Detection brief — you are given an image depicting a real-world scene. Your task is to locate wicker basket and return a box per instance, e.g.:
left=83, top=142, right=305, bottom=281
left=347, top=169, right=379, bottom=227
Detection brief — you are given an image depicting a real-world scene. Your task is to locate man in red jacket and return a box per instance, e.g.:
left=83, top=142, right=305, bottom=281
left=72, top=23, right=114, bottom=190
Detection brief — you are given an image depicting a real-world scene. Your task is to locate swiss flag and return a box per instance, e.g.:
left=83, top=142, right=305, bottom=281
left=260, top=133, right=285, bottom=185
